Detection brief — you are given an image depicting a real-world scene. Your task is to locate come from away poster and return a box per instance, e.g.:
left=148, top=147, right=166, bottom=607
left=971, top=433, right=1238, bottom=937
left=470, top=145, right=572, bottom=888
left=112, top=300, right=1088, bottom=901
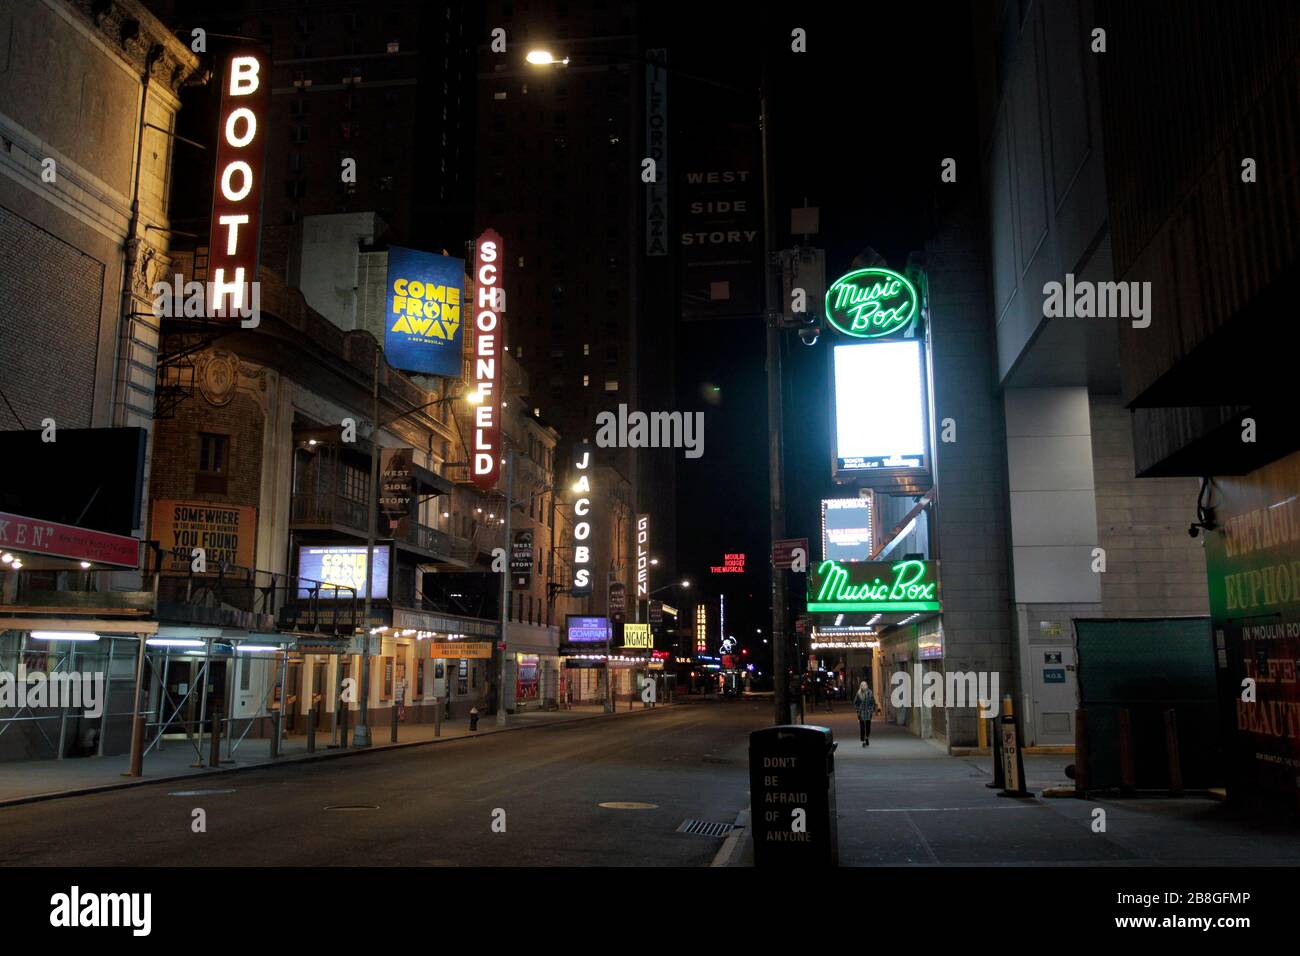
left=384, top=246, right=465, bottom=376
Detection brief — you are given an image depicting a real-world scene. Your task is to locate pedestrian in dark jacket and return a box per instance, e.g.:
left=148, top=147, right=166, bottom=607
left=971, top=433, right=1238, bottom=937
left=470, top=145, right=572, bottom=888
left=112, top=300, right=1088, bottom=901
left=854, top=681, right=876, bottom=746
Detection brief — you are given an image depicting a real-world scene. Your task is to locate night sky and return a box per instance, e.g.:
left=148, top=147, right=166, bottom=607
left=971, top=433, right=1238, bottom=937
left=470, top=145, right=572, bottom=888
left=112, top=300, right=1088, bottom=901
left=666, top=5, right=981, bottom=655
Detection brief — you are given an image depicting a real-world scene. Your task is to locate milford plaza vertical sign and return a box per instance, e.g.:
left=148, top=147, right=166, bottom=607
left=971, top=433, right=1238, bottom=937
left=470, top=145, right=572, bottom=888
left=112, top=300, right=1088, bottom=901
left=472, top=229, right=503, bottom=491
left=208, top=49, right=268, bottom=321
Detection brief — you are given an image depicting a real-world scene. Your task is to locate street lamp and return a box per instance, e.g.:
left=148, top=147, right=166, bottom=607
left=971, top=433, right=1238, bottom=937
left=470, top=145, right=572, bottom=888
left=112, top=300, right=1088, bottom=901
left=526, top=42, right=790, bottom=726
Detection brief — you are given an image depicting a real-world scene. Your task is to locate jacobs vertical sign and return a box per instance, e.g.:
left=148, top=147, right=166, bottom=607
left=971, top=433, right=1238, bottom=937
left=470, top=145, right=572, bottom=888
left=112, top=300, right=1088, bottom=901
left=570, top=444, right=594, bottom=597
left=208, top=50, right=268, bottom=320
left=472, top=229, right=503, bottom=491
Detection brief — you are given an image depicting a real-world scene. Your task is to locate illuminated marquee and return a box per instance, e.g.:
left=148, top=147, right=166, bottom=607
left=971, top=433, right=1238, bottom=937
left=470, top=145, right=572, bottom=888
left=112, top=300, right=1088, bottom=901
left=824, top=267, right=918, bottom=339
left=570, top=443, right=593, bottom=597
left=807, top=558, right=940, bottom=613
left=208, top=50, right=268, bottom=319
left=636, top=513, right=650, bottom=600
left=472, top=229, right=503, bottom=490
left=695, top=604, right=707, bottom=655
left=623, top=623, right=652, bottom=650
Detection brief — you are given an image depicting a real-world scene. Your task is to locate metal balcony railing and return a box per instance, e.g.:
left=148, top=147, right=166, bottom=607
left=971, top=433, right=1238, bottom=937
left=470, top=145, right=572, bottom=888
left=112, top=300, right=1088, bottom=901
left=290, top=492, right=368, bottom=533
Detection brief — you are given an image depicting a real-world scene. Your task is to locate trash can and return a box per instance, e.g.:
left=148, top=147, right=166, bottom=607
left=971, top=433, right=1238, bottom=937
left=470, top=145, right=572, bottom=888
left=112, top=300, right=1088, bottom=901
left=748, top=724, right=838, bottom=866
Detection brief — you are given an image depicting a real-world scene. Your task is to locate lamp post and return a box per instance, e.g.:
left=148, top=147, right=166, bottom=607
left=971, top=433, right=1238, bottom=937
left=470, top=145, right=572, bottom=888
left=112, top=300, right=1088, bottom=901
left=526, top=45, right=789, bottom=725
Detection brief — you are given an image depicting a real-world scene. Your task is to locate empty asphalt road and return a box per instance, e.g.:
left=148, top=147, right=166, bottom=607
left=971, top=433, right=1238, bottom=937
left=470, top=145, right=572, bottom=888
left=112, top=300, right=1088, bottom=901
left=0, top=700, right=769, bottom=866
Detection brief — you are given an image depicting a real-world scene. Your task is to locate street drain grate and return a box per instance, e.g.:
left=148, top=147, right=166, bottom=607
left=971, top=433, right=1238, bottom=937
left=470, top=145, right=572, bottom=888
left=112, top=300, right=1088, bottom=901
left=677, top=819, right=734, bottom=838
left=168, top=789, right=236, bottom=796
left=324, top=804, right=380, bottom=811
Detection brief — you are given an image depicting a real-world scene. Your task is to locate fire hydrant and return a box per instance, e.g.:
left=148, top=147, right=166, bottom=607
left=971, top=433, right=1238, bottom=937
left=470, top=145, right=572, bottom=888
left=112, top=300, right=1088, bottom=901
left=469, top=707, right=479, bottom=732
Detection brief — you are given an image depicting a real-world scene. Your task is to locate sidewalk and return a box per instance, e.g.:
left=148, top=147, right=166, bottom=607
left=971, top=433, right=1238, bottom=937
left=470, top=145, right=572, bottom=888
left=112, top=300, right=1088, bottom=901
left=726, top=710, right=1300, bottom=866
left=0, top=700, right=668, bottom=807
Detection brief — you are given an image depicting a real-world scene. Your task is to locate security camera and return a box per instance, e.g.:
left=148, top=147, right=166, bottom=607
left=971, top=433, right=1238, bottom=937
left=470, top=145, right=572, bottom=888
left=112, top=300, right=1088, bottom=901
left=798, top=325, right=820, bottom=347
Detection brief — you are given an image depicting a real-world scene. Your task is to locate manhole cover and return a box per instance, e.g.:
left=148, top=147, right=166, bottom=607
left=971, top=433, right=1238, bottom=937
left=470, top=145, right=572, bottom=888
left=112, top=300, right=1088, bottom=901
left=677, top=819, right=735, bottom=838
left=598, top=801, right=658, bottom=810
left=324, top=804, right=380, bottom=811
left=168, top=789, right=236, bottom=796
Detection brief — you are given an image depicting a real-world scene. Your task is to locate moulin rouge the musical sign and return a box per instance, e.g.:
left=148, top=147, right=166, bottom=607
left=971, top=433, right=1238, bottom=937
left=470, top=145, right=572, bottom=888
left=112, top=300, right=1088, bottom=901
left=807, top=558, right=940, bottom=613
left=824, top=267, right=918, bottom=339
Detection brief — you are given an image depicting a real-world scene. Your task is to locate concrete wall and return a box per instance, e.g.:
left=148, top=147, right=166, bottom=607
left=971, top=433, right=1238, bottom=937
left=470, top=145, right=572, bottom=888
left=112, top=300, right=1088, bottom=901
left=290, top=212, right=383, bottom=331
left=926, top=203, right=1015, bottom=749
left=1088, top=394, right=1209, bottom=615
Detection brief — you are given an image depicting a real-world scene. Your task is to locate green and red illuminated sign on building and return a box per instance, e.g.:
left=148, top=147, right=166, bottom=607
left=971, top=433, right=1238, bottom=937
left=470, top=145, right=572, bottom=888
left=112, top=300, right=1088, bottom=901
left=807, top=558, right=940, bottom=613
left=824, top=267, right=918, bottom=339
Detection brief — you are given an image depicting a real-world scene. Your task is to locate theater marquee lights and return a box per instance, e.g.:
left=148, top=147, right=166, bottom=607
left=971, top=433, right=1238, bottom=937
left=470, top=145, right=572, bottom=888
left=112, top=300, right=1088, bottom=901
left=807, top=558, right=941, bottom=613
left=472, top=229, right=503, bottom=490
left=570, top=444, right=593, bottom=597
left=208, top=50, right=268, bottom=319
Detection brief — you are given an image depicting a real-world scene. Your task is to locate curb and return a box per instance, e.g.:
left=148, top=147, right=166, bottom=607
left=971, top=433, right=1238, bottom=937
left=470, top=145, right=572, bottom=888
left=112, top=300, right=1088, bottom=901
left=0, top=703, right=671, bottom=810
left=711, top=805, right=751, bottom=867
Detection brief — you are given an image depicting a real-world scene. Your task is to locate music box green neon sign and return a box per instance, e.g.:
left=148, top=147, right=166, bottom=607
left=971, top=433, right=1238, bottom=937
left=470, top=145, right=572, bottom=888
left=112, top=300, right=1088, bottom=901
left=807, top=558, right=940, bottom=613
left=824, top=267, right=918, bottom=338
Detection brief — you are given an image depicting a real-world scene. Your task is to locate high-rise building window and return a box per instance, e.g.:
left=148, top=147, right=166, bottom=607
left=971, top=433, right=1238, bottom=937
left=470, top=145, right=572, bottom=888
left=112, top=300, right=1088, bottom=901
left=604, top=380, right=618, bottom=393
left=582, top=375, right=589, bottom=387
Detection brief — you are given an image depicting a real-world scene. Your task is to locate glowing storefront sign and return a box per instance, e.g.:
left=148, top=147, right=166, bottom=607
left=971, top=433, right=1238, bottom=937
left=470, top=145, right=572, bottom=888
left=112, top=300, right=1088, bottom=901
left=807, top=559, right=940, bottom=613
left=472, top=229, right=503, bottom=490
left=570, top=444, right=593, bottom=597
left=208, top=50, right=268, bottom=319
left=824, top=267, right=918, bottom=339
left=832, top=340, right=928, bottom=478
left=566, top=615, right=609, bottom=643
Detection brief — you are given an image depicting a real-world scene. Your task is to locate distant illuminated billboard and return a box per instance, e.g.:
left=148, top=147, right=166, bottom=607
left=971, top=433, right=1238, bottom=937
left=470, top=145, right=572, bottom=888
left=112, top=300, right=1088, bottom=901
left=384, top=247, right=465, bottom=376
left=831, top=340, right=930, bottom=488
left=821, top=496, right=873, bottom=562
left=297, top=544, right=391, bottom=600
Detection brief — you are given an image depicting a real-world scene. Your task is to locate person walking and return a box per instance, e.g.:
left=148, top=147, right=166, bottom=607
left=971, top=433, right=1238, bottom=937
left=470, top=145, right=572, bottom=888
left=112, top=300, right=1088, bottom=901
left=854, top=681, right=876, bottom=747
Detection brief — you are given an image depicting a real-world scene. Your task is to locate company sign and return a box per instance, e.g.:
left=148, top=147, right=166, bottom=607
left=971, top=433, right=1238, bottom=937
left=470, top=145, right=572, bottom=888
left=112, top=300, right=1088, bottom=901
left=208, top=49, right=269, bottom=319
left=566, top=615, right=610, bottom=644
left=297, top=544, right=391, bottom=600
left=384, top=247, right=464, bottom=376
left=636, top=513, right=650, bottom=600
left=472, top=229, right=504, bottom=491
left=0, top=511, right=138, bottom=569
left=570, top=443, right=594, bottom=597
left=807, top=559, right=940, bottom=613
left=824, top=267, right=918, bottom=339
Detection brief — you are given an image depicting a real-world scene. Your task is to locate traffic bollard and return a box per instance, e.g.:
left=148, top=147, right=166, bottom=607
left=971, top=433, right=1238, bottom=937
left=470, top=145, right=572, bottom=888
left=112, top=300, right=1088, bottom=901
left=339, top=701, right=349, bottom=749
left=390, top=702, right=399, bottom=743
left=469, top=707, right=479, bottom=732
left=433, top=698, right=442, bottom=738
left=1164, top=708, right=1183, bottom=796
left=307, top=710, right=316, bottom=754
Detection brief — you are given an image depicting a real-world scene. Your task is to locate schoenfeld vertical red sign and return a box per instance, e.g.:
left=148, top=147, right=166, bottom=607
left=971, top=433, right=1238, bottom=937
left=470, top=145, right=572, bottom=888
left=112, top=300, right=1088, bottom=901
left=472, top=229, right=503, bottom=490
left=207, top=49, right=269, bottom=319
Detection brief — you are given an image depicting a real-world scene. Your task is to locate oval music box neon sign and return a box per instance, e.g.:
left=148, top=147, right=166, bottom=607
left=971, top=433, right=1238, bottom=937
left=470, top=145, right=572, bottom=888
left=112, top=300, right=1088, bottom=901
left=824, top=267, right=918, bottom=339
